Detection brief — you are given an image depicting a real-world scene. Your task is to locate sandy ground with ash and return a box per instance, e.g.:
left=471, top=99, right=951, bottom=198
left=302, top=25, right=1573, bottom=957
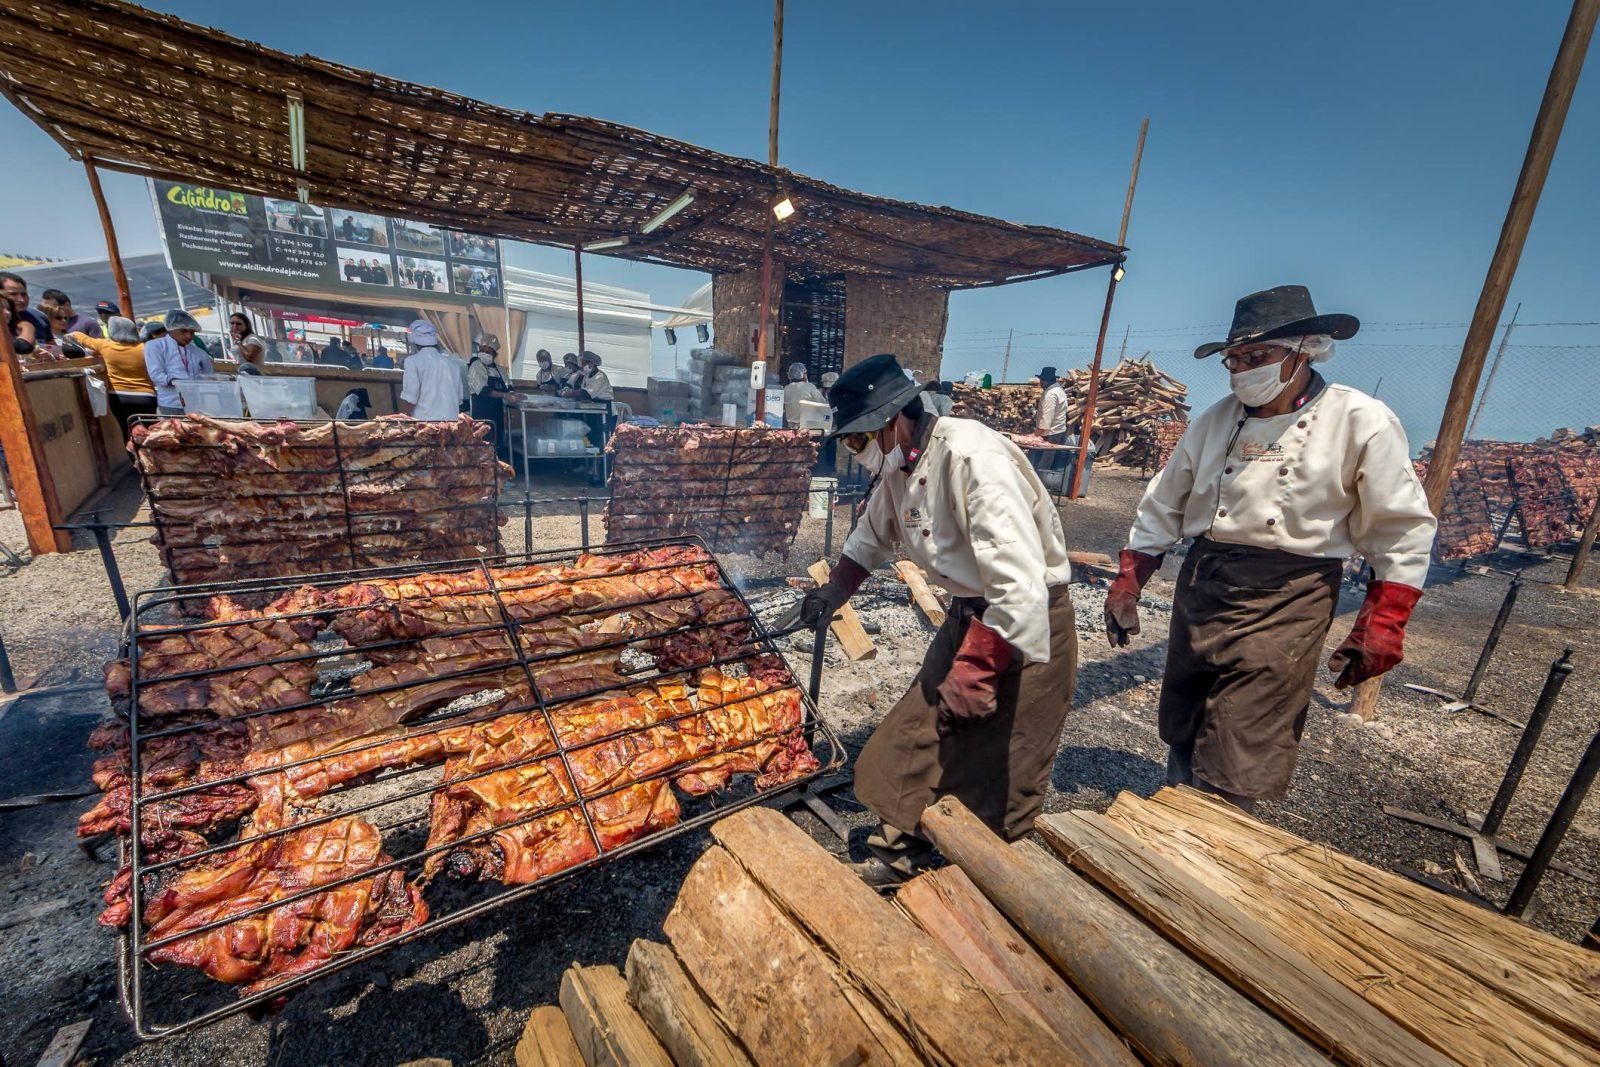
left=0, top=464, right=1596, bottom=1066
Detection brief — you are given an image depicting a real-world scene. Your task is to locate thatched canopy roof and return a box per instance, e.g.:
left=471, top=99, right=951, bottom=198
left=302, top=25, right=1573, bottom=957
left=0, top=0, right=1124, bottom=288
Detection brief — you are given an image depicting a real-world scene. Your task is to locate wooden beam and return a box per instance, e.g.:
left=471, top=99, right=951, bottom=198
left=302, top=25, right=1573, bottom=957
left=664, top=844, right=920, bottom=1066
left=514, top=1005, right=585, bottom=1067
left=84, top=159, right=131, bottom=319
left=918, top=797, right=1326, bottom=1066
left=0, top=329, right=71, bottom=554
left=34, top=1020, right=92, bottom=1067
left=1422, top=0, right=1599, bottom=514
left=573, top=243, right=586, bottom=355
left=806, top=560, right=876, bottom=660
left=893, top=560, right=947, bottom=627
left=558, top=964, right=674, bottom=1067
left=1037, top=810, right=1454, bottom=1067
left=711, top=805, right=1082, bottom=1065
left=895, top=866, right=1138, bottom=1066
left=1108, top=787, right=1600, bottom=1065
left=624, top=939, right=753, bottom=1067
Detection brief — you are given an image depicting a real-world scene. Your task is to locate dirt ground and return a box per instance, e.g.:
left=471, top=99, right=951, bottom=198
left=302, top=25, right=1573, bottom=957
left=1, top=464, right=1597, bottom=1066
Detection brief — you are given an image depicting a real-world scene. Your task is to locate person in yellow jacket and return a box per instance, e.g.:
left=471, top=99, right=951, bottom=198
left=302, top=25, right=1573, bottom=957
left=69, top=316, right=157, bottom=432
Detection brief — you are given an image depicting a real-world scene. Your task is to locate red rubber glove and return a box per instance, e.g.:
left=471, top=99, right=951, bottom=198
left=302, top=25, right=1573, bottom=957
left=1104, top=549, right=1162, bottom=647
left=936, top=618, right=1014, bottom=737
left=799, top=556, right=870, bottom=631
left=1328, top=580, right=1423, bottom=689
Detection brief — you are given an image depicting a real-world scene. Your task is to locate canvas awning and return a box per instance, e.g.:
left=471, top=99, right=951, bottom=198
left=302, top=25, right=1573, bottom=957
left=0, top=0, right=1124, bottom=289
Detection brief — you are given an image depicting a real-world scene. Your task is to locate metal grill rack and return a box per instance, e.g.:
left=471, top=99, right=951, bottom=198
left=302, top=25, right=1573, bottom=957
left=127, top=415, right=507, bottom=587
left=603, top=426, right=820, bottom=555
left=103, top=536, right=843, bottom=1038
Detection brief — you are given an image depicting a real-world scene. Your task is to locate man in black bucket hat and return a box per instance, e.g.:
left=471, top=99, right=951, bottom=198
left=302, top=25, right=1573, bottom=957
left=1107, top=285, right=1437, bottom=809
left=798, top=354, right=1077, bottom=881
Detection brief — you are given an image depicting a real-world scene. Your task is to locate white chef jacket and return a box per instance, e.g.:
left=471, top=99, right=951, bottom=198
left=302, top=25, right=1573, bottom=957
left=1038, top=382, right=1069, bottom=436
left=400, top=346, right=467, bottom=420
left=1126, top=378, right=1436, bottom=589
left=782, top=380, right=824, bottom=426
left=842, top=416, right=1072, bottom=664
left=143, top=335, right=214, bottom=409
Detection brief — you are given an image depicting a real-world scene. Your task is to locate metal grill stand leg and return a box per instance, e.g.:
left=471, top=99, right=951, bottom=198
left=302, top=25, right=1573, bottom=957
left=1505, top=719, right=1600, bottom=919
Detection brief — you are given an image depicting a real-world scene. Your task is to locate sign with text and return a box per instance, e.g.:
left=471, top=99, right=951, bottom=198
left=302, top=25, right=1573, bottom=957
left=152, top=180, right=505, bottom=307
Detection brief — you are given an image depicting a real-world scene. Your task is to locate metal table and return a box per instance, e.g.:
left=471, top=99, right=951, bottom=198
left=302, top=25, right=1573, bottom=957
left=505, top=393, right=614, bottom=487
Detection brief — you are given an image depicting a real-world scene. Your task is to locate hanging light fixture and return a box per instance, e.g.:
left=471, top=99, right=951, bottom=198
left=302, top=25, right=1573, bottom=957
left=665, top=327, right=678, bottom=345
left=583, top=236, right=630, bottom=252
left=772, top=196, right=796, bottom=221
left=641, top=190, right=696, bottom=234
left=1112, top=264, right=1126, bottom=282
left=696, top=323, right=710, bottom=343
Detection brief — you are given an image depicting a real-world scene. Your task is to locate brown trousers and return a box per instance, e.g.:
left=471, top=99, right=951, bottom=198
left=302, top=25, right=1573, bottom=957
left=1158, top=537, right=1341, bottom=800
left=854, top=585, right=1077, bottom=842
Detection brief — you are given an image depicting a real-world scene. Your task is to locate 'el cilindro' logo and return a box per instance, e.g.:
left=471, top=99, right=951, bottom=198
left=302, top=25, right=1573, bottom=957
left=166, top=184, right=248, bottom=216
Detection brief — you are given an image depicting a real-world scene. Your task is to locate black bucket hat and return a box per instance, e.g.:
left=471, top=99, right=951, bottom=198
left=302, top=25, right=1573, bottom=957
left=1194, top=285, right=1358, bottom=359
left=827, top=353, right=922, bottom=437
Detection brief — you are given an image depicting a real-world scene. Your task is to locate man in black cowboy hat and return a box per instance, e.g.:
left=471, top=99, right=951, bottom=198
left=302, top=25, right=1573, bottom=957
left=1034, top=365, right=1070, bottom=471
left=799, top=353, right=1077, bottom=879
left=1106, top=285, right=1436, bottom=809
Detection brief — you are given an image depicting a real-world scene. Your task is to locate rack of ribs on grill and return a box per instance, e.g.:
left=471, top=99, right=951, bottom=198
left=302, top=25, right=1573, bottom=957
left=139, top=812, right=427, bottom=993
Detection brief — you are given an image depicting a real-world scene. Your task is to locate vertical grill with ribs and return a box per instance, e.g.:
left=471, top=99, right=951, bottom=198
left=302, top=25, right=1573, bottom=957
left=88, top=539, right=840, bottom=1038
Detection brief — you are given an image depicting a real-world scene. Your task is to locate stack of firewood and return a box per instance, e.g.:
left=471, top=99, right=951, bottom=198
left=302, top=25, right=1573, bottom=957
left=1064, top=358, right=1189, bottom=467
left=950, top=383, right=1041, bottom=434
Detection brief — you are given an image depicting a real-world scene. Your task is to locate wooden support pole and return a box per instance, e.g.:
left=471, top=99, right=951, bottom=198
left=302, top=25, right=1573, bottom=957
left=0, top=327, right=71, bottom=554
left=1069, top=117, right=1147, bottom=500
left=84, top=158, right=134, bottom=319
left=753, top=0, right=784, bottom=427
left=1564, top=492, right=1600, bottom=589
left=572, top=243, right=586, bottom=355
left=1422, top=0, right=1598, bottom=514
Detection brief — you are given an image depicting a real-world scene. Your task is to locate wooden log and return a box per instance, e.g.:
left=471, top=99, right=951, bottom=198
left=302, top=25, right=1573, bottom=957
left=663, top=845, right=919, bottom=1066
left=35, top=1020, right=91, bottom=1067
left=515, top=1005, right=586, bottom=1067
left=893, top=560, right=947, bottom=627
left=918, top=797, right=1325, bottom=1067
left=1348, top=676, right=1382, bottom=722
left=625, top=939, right=753, bottom=1067
left=896, top=866, right=1138, bottom=1066
left=1106, top=787, right=1600, bottom=1067
left=1036, top=810, right=1453, bottom=1067
left=558, top=964, right=674, bottom=1067
left=711, top=805, right=1083, bottom=1065
left=807, top=560, right=876, bottom=661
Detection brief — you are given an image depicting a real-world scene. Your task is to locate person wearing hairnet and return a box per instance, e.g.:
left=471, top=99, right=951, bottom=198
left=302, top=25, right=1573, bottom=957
left=798, top=353, right=1076, bottom=882
left=142, top=309, right=213, bottom=414
left=1107, top=286, right=1437, bottom=810
left=467, top=333, right=512, bottom=454
left=565, top=350, right=613, bottom=401
left=781, top=362, right=824, bottom=428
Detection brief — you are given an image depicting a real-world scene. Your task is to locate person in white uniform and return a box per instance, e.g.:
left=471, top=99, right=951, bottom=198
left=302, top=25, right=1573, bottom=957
left=799, top=354, right=1077, bottom=878
left=1106, top=286, right=1437, bottom=808
left=143, top=309, right=213, bottom=415
left=782, top=362, right=824, bottom=428
left=569, top=350, right=613, bottom=401
left=399, top=319, right=466, bottom=420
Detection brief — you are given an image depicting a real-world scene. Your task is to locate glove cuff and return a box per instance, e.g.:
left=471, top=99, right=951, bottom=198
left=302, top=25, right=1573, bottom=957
left=958, top=618, right=1014, bottom=673
left=830, top=555, right=871, bottom=601
left=1118, top=549, right=1162, bottom=590
left=1364, top=580, right=1423, bottom=625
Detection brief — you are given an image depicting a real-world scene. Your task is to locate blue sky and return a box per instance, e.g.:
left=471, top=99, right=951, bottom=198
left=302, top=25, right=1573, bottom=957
left=3, top=1, right=1595, bottom=445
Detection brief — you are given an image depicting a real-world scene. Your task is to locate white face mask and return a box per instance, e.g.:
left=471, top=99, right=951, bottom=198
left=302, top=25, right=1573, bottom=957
left=881, top=444, right=906, bottom=473
left=1229, top=361, right=1294, bottom=407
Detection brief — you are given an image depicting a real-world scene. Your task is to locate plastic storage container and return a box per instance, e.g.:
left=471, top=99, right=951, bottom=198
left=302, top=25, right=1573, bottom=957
left=176, top=377, right=244, bottom=418
left=239, top=375, right=318, bottom=419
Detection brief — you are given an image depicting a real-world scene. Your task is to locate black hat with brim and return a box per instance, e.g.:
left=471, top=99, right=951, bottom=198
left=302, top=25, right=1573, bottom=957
left=1194, top=285, right=1358, bottom=359
left=827, top=353, right=923, bottom=437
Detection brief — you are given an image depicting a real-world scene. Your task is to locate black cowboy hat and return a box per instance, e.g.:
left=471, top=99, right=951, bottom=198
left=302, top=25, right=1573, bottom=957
left=827, top=353, right=923, bottom=437
left=1194, top=285, right=1358, bottom=359
left=1038, top=366, right=1058, bottom=381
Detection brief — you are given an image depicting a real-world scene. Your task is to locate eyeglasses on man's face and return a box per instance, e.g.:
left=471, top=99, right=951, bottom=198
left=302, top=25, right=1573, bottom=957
left=1221, top=345, right=1292, bottom=372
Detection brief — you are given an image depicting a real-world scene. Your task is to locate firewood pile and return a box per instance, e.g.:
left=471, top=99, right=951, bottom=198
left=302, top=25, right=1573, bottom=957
left=524, top=790, right=1594, bottom=1065
left=604, top=424, right=818, bottom=556
left=1419, top=432, right=1600, bottom=560
left=1152, top=419, right=1188, bottom=471
left=129, top=414, right=508, bottom=587
left=1062, top=358, right=1190, bottom=467
left=950, top=383, right=1040, bottom=435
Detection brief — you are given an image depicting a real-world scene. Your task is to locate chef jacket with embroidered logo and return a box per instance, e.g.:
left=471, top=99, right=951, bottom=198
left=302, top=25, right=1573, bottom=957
left=1127, top=382, right=1436, bottom=589
left=841, top=417, right=1072, bottom=664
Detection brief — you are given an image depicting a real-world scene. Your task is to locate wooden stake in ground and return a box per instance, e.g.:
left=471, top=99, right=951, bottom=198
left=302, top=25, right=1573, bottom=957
left=1563, top=492, right=1600, bottom=589
left=918, top=797, right=1326, bottom=1066
left=893, top=560, right=947, bottom=627
left=806, top=560, right=876, bottom=660
left=1421, top=0, right=1599, bottom=514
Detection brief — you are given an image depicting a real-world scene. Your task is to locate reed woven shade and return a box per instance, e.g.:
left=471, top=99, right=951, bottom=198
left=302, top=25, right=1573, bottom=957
left=0, top=0, right=1124, bottom=288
